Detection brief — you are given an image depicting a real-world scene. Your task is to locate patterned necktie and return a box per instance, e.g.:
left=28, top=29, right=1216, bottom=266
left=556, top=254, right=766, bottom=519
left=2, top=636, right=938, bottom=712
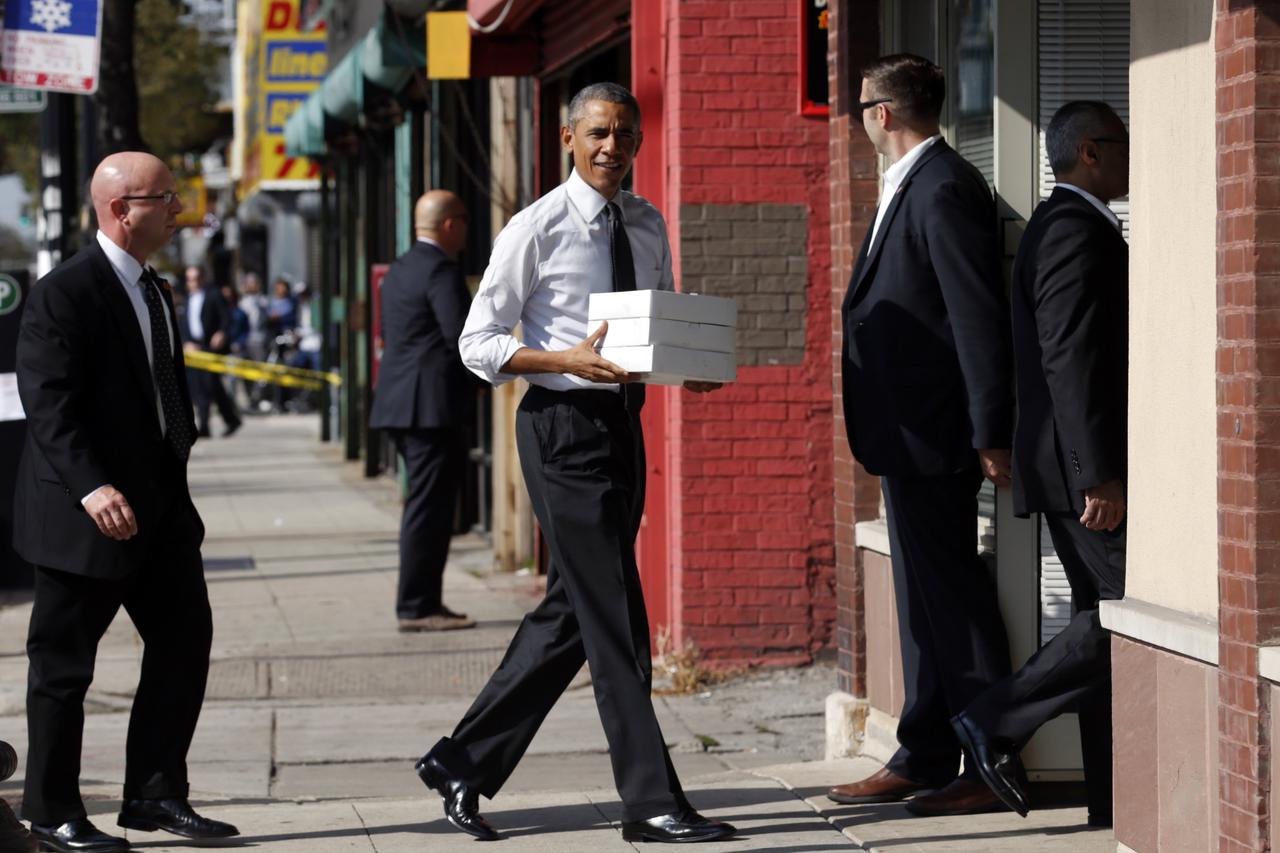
left=141, top=270, right=193, bottom=461
left=606, top=202, right=645, bottom=413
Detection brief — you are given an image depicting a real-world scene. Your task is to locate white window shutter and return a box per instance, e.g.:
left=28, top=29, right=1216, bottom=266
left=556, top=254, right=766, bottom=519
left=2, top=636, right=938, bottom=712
left=1037, top=0, right=1131, bottom=240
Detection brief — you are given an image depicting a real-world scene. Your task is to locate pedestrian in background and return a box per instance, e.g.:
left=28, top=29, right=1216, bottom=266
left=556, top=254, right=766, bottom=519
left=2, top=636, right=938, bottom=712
left=829, top=53, right=1016, bottom=816
left=13, top=151, right=238, bottom=853
left=368, top=190, right=476, bottom=632
left=183, top=265, right=242, bottom=438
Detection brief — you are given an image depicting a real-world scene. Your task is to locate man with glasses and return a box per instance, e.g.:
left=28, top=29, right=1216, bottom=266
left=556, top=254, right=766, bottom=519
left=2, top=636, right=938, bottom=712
left=950, top=100, right=1130, bottom=829
left=369, top=189, right=478, bottom=632
left=13, top=152, right=237, bottom=851
left=830, top=53, right=1016, bottom=816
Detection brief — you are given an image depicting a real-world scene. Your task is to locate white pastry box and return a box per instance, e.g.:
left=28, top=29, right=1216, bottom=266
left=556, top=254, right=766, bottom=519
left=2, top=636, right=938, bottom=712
left=588, top=290, right=737, bottom=385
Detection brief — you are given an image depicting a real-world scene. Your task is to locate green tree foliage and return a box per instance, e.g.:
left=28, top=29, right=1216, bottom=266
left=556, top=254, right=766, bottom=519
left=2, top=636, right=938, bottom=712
left=0, top=0, right=227, bottom=192
left=135, top=0, right=227, bottom=157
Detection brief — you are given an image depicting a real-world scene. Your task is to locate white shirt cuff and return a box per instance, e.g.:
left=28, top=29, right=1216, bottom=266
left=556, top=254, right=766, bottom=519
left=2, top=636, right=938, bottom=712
left=81, top=485, right=106, bottom=506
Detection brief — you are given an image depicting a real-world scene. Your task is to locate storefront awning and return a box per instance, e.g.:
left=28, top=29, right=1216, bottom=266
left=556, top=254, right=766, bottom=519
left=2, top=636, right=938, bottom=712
left=282, top=10, right=429, bottom=157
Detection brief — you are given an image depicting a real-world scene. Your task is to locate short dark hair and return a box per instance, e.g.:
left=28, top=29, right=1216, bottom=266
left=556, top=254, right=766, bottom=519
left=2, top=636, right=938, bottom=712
left=567, top=82, right=641, bottom=128
left=1045, top=100, right=1122, bottom=176
left=861, top=54, right=945, bottom=125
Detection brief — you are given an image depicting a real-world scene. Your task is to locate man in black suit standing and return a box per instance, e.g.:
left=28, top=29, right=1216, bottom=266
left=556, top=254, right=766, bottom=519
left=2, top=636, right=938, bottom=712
left=14, top=152, right=238, bottom=852
left=951, top=101, right=1129, bottom=828
left=182, top=265, right=241, bottom=438
left=369, top=190, right=476, bottom=632
left=828, top=54, right=1015, bottom=816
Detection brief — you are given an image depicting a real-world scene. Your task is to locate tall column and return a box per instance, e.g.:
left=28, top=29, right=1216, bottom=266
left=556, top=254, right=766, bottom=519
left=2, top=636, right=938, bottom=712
left=828, top=0, right=882, bottom=698
left=1216, top=2, right=1280, bottom=848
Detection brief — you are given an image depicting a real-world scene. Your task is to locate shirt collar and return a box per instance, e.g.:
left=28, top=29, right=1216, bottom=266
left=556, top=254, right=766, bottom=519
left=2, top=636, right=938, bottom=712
left=417, top=236, right=445, bottom=251
left=566, top=168, right=620, bottom=224
left=883, top=134, right=942, bottom=191
left=1056, top=183, right=1122, bottom=230
left=96, top=230, right=144, bottom=287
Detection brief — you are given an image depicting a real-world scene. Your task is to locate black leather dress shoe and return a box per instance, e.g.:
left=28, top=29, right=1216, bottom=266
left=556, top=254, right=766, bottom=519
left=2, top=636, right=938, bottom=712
left=950, top=711, right=1030, bottom=817
left=117, top=798, right=239, bottom=839
left=28, top=818, right=129, bottom=852
left=621, top=810, right=736, bottom=843
left=415, top=754, right=500, bottom=841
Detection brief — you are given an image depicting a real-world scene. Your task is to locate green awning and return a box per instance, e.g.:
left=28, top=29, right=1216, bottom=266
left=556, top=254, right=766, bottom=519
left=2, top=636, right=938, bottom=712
left=284, top=89, right=326, bottom=158
left=321, top=40, right=365, bottom=125
left=281, top=10, right=427, bottom=157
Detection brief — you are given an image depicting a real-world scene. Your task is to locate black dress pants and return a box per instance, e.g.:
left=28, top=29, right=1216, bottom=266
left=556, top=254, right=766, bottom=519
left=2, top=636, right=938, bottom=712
left=390, top=427, right=465, bottom=619
left=965, top=512, right=1125, bottom=818
left=23, top=495, right=212, bottom=825
left=192, top=369, right=240, bottom=434
left=881, top=471, right=1012, bottom=786
left=443, top=386, right=684, bottom=822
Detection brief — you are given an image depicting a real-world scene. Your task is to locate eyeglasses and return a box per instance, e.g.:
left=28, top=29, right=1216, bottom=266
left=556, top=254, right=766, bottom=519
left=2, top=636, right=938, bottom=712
left=858, top=97, right=893, bottom=112
left=120, top=191, right=180, bottom=205
left=1090, top=138, right=1129, bottom=146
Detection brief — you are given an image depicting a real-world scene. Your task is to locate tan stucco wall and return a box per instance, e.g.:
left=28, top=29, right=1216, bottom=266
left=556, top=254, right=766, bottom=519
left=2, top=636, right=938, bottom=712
left=1125, top=0, right=1217, bottom=620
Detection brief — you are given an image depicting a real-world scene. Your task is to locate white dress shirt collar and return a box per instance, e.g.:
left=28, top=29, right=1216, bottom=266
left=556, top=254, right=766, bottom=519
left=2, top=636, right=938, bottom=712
left=96, top=230, right=144, bottom=286
left=1056, top=183, right=1122, bottom=231
left=882, top=134, right=942, bottom=194
left=416, top=236, right=445, bottom=252
left=566, top=168, right=618, bottom=224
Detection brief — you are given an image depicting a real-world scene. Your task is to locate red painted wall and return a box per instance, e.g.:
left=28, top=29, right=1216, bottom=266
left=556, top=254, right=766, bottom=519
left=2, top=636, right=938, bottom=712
left=634, top=0, right=836, bottom=666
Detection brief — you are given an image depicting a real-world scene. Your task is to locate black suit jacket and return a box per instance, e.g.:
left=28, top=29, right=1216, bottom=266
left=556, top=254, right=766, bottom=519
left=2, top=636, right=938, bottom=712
left=187, top=285, right=232, bottom=354
left=12, top=242, right=200, bottom=579
left=841, top=140, right=1012, bottom=477
left=369, top=241, right=474, bottom=431
left=1011, top=187, right=1128, bottom=516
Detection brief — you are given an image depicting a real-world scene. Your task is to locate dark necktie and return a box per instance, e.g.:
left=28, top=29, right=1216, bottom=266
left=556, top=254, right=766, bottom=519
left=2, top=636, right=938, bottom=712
left=141, top=270, right=193, bottom=461
left=605, top=202, right=645, bottom=413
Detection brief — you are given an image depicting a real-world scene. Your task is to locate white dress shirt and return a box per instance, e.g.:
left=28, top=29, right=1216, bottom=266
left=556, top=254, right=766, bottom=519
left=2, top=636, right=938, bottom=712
left=1056, top=183, right=1122, bottom=231
left=459, top=168, right=674, bottom=391
left=186, top=287, right=205, bottom=341
left=85, top=230, right=176, bottom=504
left=870, top=134, right=942, bottom=245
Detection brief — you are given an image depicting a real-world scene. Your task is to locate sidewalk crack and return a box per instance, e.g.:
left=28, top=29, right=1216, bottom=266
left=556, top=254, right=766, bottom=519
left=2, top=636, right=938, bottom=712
left=585, top=793, right=637, bottom=850
left=351, top=802, right=380, bottom=852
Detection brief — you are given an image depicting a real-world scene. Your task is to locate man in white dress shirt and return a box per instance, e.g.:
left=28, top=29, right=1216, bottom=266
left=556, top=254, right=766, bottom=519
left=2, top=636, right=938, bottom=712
left=413, top=83, right=734, bottom=845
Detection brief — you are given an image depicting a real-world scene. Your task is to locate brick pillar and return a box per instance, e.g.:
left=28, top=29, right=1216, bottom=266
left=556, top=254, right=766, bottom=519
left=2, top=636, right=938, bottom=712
left=828, top=0, right=882, bottom=696
left=1216, top=3, right=1280, bottom=849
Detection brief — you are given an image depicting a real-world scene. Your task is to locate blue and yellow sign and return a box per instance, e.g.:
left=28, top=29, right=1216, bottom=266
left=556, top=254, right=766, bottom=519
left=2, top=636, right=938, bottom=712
left=244, top=0, right=325, bottom=191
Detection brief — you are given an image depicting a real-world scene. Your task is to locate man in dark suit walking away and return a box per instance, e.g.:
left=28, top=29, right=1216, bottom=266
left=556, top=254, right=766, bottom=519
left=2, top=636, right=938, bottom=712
left=182, top=265, right=241, bottom=438
left=828, top=54, right=1016, bottom=816
left=951, top=101, right=1129, bottom=829
left=14, top=152, right=238, bottom=852
left=369, top=190, right=476, bottom=632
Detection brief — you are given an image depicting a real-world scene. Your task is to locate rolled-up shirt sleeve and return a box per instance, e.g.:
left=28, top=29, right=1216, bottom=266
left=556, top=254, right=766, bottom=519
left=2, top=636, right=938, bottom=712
left=459, top=219, right=538, bottom=386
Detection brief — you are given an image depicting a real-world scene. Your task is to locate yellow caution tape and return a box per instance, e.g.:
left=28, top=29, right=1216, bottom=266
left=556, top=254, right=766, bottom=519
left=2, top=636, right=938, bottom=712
left=183, top=350, right=341, bottom=391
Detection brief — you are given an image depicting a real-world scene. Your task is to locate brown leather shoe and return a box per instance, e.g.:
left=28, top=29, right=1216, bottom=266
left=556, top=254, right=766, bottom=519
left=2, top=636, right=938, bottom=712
left=827, top=766, right=932, bottom=804
left=904, top=777, right=1010, bottom=816
left=398, top=612, right=476, bottom=632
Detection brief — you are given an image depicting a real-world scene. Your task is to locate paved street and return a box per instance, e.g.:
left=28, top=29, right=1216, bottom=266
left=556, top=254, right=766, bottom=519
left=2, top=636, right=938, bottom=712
left=0, top=416, right=1114, bottom=851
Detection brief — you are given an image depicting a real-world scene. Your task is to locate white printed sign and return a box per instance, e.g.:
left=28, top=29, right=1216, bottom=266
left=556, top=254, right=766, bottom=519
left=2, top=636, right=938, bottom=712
left=0, top=0, right=103, bottom=94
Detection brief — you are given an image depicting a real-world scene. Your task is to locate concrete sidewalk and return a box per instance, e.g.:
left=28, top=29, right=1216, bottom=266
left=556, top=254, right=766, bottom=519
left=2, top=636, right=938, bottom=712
left=0, top=416, right=1115, bottom=852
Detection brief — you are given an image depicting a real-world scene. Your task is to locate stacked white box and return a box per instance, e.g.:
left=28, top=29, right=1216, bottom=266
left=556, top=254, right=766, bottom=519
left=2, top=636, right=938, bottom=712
left=588, top=290, right=737, bottom=385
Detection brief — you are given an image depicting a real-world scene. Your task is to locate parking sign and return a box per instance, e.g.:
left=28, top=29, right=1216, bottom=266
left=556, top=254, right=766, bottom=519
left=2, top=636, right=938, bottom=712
left=0, top=0, right=103, bottom=94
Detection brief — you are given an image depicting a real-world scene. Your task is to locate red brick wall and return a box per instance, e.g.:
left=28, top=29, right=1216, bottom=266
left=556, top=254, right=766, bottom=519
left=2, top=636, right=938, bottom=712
left=827, top=0, right=883, bottom=695
left=1216, top=2, right=1280, bottom=849
left=662, top=0, right=835, bottom=665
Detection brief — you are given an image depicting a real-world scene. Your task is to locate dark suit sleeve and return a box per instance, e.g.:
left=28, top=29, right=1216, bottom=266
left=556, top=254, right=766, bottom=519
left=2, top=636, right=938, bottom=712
left=924, top=176, right=1013, bottom=449
left=1031, top=219, right=1123, bottom=491
left=426, top=260, right=469, bottom=360
left=15, top=281, right=111, bottom=499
